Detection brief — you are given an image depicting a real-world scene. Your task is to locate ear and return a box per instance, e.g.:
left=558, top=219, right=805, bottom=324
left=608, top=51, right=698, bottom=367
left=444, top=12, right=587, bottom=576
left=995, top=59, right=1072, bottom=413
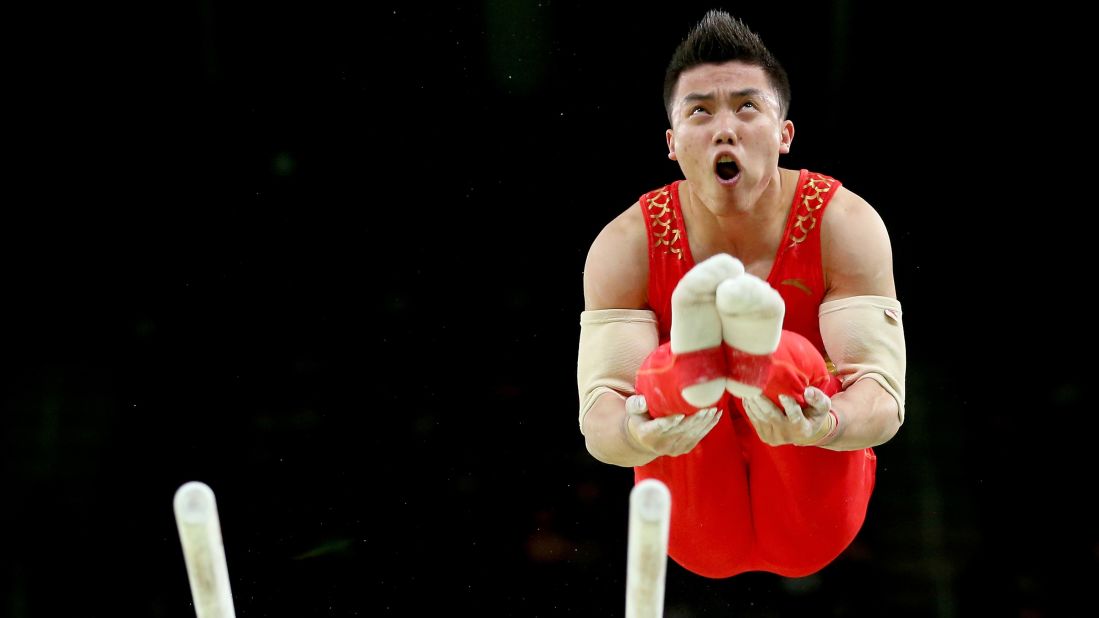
left=666, top=128, right=677, bottom=161
left=778, top=120, right=794, bottom=154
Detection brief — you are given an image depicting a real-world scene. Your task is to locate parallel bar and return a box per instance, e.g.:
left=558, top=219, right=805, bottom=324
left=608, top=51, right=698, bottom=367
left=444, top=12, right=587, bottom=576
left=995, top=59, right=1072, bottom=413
left=174, top=481, right=237, bottom=618
left=625, top=479, right=672, bottom=618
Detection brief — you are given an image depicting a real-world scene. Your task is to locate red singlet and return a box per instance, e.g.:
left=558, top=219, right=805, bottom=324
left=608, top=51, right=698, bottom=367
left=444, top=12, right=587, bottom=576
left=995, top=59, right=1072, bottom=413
left=635, top=170, right=877, bottom=578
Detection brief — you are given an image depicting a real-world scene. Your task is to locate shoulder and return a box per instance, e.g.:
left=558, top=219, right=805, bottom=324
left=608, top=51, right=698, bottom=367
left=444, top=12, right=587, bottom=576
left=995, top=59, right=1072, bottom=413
left=821, top=184, right=885, bottom=234
left=583, top=200, right=649, bottom=310
left=820, top=184, right=897, bottom=300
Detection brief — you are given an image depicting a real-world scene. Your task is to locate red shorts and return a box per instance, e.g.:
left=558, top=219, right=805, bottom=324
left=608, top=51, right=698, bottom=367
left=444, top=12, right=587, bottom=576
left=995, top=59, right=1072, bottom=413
left=634, top=330, right=877, bottom=578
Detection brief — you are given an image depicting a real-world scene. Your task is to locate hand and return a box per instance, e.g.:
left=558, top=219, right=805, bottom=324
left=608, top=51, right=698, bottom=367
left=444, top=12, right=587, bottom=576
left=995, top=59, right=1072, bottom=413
left=742, top=386, right=836, bottom=446
left=624, top=395, right=722, bottom=457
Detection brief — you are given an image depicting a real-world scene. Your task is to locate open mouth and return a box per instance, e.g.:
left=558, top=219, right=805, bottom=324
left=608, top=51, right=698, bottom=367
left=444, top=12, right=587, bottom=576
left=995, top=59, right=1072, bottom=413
left=715, top=157, right=739, bottom=181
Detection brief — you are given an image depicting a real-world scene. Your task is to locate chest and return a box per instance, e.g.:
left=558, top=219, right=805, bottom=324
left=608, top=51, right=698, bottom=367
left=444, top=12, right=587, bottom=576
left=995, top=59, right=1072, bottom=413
left=686, top=239, right=778, bottom=282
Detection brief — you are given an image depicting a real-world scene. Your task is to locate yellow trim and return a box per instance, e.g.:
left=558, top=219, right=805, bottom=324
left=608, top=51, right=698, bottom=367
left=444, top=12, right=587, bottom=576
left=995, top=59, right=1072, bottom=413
left=647, top=188, right=684, bottom=260
left=789, top=174, right=835, bottom=247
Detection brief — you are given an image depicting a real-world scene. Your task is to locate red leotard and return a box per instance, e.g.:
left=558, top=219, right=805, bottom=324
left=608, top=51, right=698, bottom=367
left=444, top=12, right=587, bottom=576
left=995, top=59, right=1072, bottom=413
left=635, top=170, right=877, bottom=578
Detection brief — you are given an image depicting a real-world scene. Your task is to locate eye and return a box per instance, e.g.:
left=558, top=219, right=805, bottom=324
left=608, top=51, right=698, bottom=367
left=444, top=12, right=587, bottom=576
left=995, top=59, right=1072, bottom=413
left=689, top=105, right=710, bottom=116
left=739, top=100, right=757, bottom=111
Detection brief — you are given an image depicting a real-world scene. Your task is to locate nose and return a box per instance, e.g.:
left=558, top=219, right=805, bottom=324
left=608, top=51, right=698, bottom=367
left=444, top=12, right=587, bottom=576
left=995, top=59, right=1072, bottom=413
left=713, top=116, right=736, bottom=146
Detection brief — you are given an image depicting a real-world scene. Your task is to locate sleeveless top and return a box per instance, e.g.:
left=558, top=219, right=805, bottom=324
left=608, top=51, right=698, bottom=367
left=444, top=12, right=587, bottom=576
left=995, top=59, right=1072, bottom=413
left=642, top=169, right=840, bottom=355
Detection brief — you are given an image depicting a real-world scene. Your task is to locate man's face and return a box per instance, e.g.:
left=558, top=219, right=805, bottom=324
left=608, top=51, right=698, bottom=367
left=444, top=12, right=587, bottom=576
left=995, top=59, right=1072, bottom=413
left=666, top=61, right=793, bottom=210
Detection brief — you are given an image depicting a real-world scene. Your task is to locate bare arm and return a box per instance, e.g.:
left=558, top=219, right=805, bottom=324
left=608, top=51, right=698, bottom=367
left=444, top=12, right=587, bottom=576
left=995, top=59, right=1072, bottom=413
left=818, top=188, right=904, bottom=450
left=582, top=203, right=649, bottom=311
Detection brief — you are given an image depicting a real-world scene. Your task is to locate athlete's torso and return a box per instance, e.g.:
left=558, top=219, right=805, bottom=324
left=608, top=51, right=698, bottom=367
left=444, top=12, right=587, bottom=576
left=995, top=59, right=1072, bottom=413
left=641, top=169, right=841, bottom=354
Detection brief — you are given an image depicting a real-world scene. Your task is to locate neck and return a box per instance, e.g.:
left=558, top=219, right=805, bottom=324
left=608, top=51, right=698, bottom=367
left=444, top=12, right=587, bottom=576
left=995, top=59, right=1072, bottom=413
left=681, top=168, right=796, bottom=265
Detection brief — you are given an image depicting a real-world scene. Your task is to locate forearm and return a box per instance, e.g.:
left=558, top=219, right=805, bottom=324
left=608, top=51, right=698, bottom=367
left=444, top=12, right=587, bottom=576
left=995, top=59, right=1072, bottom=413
left=821, top=378, right=902, bottom=451
left=582, top=393, right=658, bottom=467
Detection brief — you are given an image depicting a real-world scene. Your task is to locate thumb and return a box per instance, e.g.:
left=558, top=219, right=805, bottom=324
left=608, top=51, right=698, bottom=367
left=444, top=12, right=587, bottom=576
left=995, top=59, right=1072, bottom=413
left=804, top=386, right=831, bottom=413
left=625, top=394, right=649, bottom=416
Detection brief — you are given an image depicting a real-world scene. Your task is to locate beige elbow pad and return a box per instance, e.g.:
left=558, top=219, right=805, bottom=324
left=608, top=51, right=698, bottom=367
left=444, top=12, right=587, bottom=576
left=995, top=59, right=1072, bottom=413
left=819, top=295, right=907, bottom=422
left=577, top=309, right=659, bottom=434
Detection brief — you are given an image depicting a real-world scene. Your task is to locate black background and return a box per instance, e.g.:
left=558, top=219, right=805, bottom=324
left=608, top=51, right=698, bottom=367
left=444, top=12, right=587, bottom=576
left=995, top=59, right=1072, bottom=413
left=6, top=1, right=1093, bottom=616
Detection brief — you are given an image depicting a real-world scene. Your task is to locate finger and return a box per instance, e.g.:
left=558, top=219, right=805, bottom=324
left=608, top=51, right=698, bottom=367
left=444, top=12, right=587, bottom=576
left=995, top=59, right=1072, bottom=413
left=779, top=395, right=807, bottom=424
left=626, top=394, right=649, bottom=416
left=741, top=400, right=778, bottom=444
left=742, top=399, right=778, bottom=444
left=687, top=408, right=719, bottom=440
left=685, top=407, right=716, bottom=428
left=751, top=395, right=787, bottom=423
left=804, top=387, right=831, bottom=414
left=653, top=414, right=686, bottom=433
left=742, top=397, right=768, bottom=425
left=742, top=402, right=774, bottom=442
left=663, top=408, right=710, bottom=447
left=701, top=408, right=722, bottom=435
left=674, top=409, right=719, bottom=452
left=667, top=409, right=709, bottom=445
left=635, top=414, right=681, bottom=451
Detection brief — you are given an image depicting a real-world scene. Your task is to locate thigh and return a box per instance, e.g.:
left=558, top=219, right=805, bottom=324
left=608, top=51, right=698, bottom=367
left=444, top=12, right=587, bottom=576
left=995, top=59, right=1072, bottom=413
left=635, top=403, right=755, bottom=578
left=746, top=419, right=877, bottom=576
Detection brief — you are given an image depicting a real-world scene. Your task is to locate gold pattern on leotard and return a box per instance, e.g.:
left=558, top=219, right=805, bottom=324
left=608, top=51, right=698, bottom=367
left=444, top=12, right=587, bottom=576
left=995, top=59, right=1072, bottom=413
left=647, top=188, right=683, bottom=259
left=789, top=175, right=835, bottom=248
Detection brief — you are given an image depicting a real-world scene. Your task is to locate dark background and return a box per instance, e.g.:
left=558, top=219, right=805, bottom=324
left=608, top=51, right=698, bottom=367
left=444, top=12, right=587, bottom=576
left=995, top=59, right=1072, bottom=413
left=6, top=1, right=1093, bottom=616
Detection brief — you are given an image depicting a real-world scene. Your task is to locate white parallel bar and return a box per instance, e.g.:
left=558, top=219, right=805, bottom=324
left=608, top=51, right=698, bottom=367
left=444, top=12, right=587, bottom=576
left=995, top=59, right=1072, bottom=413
left=174, top=481, right=237, bottom=618
left=625, top=479, right=672, bottom=618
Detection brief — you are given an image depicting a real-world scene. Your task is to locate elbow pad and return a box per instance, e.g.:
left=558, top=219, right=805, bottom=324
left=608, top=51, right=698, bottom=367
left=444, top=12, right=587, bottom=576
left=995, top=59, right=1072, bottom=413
left=577, top=309, right=659, bottom=434
left=819, top=295, right=907, bottom=423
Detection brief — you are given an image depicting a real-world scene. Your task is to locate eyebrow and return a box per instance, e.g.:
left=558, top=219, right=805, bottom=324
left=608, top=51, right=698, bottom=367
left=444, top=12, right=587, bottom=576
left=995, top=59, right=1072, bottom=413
left=682, top=88, right=765, bottom=104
